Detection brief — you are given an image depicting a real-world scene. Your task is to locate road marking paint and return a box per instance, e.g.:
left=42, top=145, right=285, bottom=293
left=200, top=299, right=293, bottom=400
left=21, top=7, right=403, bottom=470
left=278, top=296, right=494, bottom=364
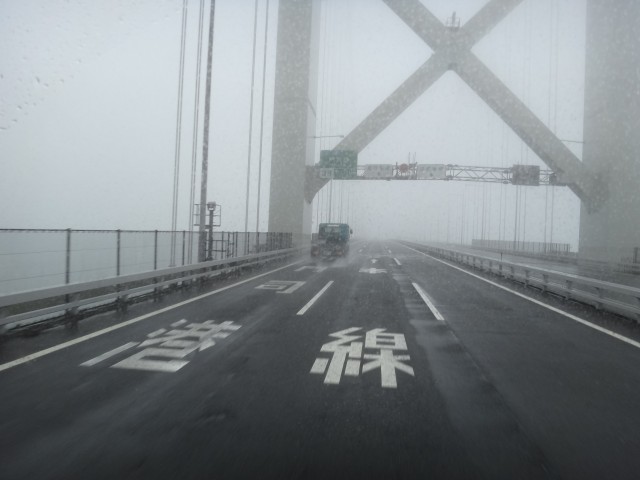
left=371, top=258, right=378, bottom=264
left=297, top=281, right=334, bottom=316
left=80, top=342, right=138, bottom=367
left=412, top=282, right=445, bottom=321
left=310, top=358, right=329, bottom=374
left=83, top=320, right=241, bottom=373
left=344, top=359, right=361, bottom=376
left=112, top=353, right=187, bottom=373
left=147, top=328, right=167, bottom=338
left=0, top=260, right=302, bottom=373
left=171, top=319, right=188, bottom=327
left=256, top=280, right=305, bottom=294
left=295, top=265, right=327, bottom=273
left=403, top=245, right=640, bottom=350
left=310, top=327, right=414, bottom=388
left=394, top=258, right=402, bottom=266
left=359, top=268, right=387, bottom=274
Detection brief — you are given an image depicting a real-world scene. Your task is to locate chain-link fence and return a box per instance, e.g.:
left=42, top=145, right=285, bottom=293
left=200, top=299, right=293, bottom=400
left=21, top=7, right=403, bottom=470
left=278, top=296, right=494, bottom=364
left=0, top=229, right=308, bottom=295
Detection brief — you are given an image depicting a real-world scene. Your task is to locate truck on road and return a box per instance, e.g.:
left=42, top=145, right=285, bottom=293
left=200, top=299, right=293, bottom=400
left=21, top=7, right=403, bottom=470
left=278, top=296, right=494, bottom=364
left=311, top=223, right=352, bottom=259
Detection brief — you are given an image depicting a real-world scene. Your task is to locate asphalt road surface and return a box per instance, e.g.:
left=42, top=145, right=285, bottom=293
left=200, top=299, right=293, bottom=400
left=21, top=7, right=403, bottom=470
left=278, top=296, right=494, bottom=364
left=2, top=241, right=640, bottom=479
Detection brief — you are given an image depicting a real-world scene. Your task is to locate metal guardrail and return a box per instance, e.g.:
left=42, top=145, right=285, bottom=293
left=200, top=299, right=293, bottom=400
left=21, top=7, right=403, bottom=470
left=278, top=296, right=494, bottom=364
left=404, top=243, right=640, bottom=322
left=0, top=247, right=303, bottom=331
left=0, top=228, right=297, bottom=295
left=465, top=243, right=640, bottom=275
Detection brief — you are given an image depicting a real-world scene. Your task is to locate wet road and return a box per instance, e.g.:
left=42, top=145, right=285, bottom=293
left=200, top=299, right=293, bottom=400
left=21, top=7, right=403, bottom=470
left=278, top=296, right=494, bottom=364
left=1, top=241, right=640, bottom=479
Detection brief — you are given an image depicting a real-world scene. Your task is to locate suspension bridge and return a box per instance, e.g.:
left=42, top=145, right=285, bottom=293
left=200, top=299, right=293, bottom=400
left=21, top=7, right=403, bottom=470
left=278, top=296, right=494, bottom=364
left=1, top=1, right=640, bottom=478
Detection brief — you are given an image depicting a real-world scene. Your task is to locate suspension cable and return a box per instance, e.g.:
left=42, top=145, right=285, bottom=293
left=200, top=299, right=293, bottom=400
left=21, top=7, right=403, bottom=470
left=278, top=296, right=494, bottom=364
left=187, top=0, right=206, bottom=263
left=244, top=0, right=259, bottom=234
left=255, top=0, right=271, bottom=233
left=171, top=0, right=189, bottom=265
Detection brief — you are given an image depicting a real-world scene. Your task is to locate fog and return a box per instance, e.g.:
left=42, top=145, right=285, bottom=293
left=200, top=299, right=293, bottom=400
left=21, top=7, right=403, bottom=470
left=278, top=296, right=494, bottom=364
left=1, top=0, right=586, bottom=250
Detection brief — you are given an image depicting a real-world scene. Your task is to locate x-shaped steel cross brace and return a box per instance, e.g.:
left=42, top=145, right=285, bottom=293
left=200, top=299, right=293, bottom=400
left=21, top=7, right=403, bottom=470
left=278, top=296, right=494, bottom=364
left=326, top=0, right=604, bottom=210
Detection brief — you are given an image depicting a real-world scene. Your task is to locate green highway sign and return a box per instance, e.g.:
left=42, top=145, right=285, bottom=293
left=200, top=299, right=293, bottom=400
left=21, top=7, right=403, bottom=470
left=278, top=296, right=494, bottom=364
left=511, top=164, right=540, bottom=186
left=318, top=150, right=358, bottom=179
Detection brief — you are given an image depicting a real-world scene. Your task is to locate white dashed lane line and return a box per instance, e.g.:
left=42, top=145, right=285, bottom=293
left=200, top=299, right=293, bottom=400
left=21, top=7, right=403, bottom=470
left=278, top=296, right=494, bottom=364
left=297, top=281, right=334, bottom=316
left=412, top=282, right=445, bottom=321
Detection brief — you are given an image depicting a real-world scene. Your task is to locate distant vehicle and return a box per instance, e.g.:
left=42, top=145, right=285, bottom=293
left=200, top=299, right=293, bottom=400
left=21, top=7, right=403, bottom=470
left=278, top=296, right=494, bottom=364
left=311, top=223, right=352, bottom=259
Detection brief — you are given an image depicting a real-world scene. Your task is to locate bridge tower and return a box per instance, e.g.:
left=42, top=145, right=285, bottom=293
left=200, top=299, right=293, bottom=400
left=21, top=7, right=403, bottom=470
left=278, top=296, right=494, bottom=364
left=268, top=0, right=320, bottom=235
left=579, top=0, right=640, bottom=263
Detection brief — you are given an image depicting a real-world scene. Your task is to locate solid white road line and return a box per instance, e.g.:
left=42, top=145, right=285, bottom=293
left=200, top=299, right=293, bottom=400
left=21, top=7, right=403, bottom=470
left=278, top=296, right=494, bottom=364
left=80, top=342, right=138, bottom=367
left=297, top=281, right=334, bottom=316
left=412, top=282, right=445, bottom=321
left=0, top=260, right=303, bottom=373
left=403, top=245, right=640, bottom=350
left=394, top=258, right=402, bottom=266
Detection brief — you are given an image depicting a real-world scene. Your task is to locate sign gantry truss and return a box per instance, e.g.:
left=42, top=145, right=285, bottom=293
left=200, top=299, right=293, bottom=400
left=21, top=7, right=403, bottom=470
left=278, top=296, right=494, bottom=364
left=317, top=163, right=563, bottom=186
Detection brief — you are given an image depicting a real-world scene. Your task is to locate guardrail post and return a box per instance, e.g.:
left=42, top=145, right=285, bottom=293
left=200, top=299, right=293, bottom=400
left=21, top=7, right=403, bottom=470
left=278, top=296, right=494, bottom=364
left=524, top=270, right=530, bottom=288
left=65, top=293, right=79, bottom=330
left=154, top=230, right=158, bottom=270
left=116, top=229, right=121, bottom=276
left=542, top=274, right=549, bottom=292
left=117, top=293, right=129, bottom=314
left=65, top=228, right=71, bottom=285
left=65, top=228, right=74, bottom=323
left=565, top=280, right=573, bottom=300
left=595, top=287, right=604, bottom=310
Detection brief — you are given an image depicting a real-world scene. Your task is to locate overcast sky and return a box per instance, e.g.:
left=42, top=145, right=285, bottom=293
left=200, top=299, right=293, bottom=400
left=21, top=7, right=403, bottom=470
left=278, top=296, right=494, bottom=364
left=0, top=0, right=587, bottom=249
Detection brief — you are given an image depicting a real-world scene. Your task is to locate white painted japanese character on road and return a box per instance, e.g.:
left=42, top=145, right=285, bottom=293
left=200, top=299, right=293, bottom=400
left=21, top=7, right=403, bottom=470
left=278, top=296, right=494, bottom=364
left=80, top=319, right=241, bottom=373
left=255, top=280, right=306, bottom=294
left=310, top=327, right=414, bottom=388
left=295, top=265, right=327, bottom=273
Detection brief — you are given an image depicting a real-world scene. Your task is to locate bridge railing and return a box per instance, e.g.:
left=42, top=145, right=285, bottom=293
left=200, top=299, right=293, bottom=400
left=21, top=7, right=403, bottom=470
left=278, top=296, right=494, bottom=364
left=0, top=229, right=300, bottom=295
left=0, top=240, right=309, bottom=333
left=404, top=242, right=640, bottom=322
